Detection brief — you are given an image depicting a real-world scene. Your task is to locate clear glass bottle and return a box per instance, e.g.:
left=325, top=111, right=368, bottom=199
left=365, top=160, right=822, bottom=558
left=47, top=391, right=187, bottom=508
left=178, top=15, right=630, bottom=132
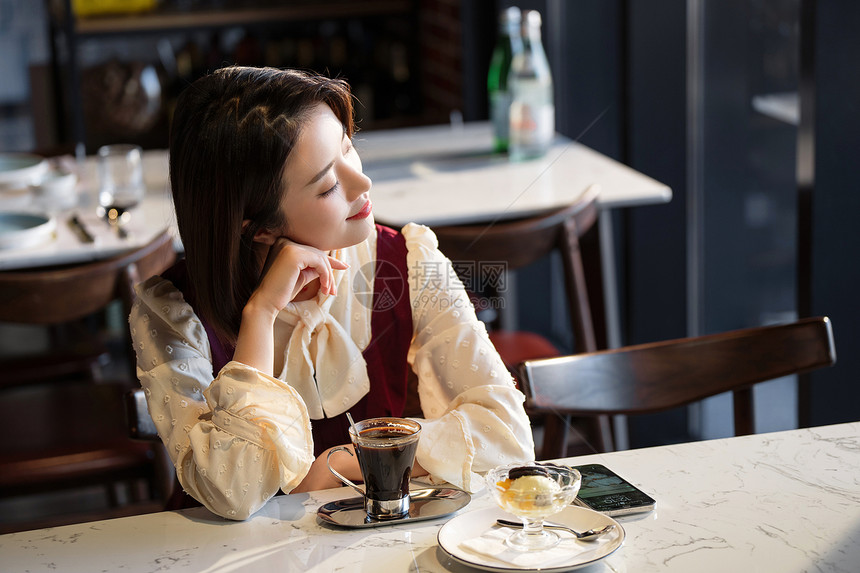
left=487, top=6, right=522, bottom=154
left=509, top=9, right=555, bottom=161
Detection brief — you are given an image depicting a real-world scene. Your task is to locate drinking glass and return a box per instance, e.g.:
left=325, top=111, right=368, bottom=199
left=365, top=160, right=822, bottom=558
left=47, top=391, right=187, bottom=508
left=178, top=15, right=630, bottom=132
left=487, top=462, right=581, bottom=551
left=97, top=144, right=144, bottom=225
left=327, top=417, right=421, bottom=521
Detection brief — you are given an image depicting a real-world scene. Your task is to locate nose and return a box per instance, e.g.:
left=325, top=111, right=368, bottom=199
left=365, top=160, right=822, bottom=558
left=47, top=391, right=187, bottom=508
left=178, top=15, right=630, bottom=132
left=340, top=159, right=372, bottom=200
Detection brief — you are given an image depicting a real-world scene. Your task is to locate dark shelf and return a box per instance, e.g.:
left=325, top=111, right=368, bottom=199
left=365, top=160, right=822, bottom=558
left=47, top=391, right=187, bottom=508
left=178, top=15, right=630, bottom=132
left=48, top=0, right=425, bottom=151
left=71, top=1, right=411, bottom=36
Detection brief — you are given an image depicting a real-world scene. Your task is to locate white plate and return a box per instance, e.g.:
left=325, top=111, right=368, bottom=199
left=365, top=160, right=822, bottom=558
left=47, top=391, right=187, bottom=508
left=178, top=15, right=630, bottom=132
left=0, top=153, right=48, bottom=189
left=0, top=212, right=57, bottom=250
left=438, top=506, right=624, bottom=572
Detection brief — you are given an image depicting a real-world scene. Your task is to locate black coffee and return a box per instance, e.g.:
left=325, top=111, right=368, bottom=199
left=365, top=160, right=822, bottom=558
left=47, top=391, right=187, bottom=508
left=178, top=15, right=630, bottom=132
left=354, top=427, right=419, bottom=501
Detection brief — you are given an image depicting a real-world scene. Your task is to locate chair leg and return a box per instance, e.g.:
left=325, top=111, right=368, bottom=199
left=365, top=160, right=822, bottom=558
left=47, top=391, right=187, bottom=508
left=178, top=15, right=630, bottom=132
left=562, top=220, right=598, bottom=354
left=130, top=476, right=150, bottom=503
left=106, top=481, right=120, bottom=507
left=733, top=388, right=754, bottom=435
left=797, top=372, right=811, bottom=428
left=575, top=416, right=614, bottom=453
left=538, top=414, right=616, bottom=459
left=579, top=223, right=608, bottom=350
left=539, top=414, right=570, bottom=460
left=595, top=415, right=615, bottom=452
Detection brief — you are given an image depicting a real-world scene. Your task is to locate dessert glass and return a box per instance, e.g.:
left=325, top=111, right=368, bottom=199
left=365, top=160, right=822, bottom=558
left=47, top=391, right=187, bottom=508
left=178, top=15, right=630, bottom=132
left=486, top=462, right=582, bottom=551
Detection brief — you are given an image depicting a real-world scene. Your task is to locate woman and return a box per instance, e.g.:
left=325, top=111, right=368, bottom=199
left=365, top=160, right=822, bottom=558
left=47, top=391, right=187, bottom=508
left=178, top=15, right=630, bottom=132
left=130, top=66, right=533, bottom=520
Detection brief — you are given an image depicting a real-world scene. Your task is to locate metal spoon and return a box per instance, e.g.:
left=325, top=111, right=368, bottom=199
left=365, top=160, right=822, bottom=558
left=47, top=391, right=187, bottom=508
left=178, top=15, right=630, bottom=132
left=496, top=519, right=615, bottom=542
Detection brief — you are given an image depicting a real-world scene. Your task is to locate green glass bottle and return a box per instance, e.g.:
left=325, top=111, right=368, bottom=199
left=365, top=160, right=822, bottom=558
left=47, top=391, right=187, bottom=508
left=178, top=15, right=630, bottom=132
left=487, top=6, right=523, bottom=154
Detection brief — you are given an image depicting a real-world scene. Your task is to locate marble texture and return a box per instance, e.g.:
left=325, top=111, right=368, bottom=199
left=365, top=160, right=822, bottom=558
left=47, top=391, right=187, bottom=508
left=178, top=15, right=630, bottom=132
left=3, top=423, right=858, bottom=572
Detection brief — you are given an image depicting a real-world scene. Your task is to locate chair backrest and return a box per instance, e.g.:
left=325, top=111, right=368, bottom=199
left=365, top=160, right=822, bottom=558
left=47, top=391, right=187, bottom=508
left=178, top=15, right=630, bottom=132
left=126, top=387, right=183, bottom=508
left=126, top=387, right=159, bottom=441
left=433, top=184, right=601, bottom=354
left=0, top=230, right=176, bottom=325
left=0, top=230, right=177, bottom=387
left=519, top=317, right=836, bottom=453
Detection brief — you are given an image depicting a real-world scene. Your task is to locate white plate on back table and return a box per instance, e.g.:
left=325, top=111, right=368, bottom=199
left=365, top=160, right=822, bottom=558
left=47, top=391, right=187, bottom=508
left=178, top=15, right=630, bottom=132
left=0, top=212, right=56, bottom=250
left=438, top=506, right=624, bottom=572
left=0, top=153, right=48, bottom=188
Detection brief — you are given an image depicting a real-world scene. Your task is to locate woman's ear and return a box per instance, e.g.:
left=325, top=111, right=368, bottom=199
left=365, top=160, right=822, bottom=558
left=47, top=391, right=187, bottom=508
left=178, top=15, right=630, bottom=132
left=242, top=220, right=280, bottom=245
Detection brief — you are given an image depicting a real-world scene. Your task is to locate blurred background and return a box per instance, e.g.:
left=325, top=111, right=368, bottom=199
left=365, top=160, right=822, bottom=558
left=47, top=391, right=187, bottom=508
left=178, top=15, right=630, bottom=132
left=1, top=0, right=858, bottom=502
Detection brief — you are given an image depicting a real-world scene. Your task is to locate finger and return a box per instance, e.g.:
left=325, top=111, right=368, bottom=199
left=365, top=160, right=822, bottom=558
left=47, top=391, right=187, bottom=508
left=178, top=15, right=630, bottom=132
left=295, top=253, right=335, bottom=298
left=321, top=255, right=338, bottom=296
left=292, top=266, right=319, bottom=300
left=329, top=257, right=349, bottom=270
left=325, top=256, right=349, bottom=296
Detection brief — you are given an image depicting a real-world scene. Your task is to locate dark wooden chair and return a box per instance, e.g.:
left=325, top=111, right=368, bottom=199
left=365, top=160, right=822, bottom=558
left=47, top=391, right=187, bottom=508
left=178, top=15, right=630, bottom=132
left=518, top=317, right=837, bottom=457
left=0, top=230, right=177, bottom=386
left=432, top=184, right=612, bottom=453
left=433, top=184, right=601, bottom=358
left=0, top=230, right=177, bottom=531
left=126, top=387, right=160, bottom=442
left=125, top=387, right=178, bottom=508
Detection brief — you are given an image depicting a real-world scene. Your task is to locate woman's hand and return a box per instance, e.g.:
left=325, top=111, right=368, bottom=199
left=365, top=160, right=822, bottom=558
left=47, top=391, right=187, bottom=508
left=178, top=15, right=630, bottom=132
left=254, top=237, right=348, bottom=313
left=291, top=444, right=430, bottom=494
left=233, top=238, right=347, bottom=374
left=291, top=444, right=363, bottom=493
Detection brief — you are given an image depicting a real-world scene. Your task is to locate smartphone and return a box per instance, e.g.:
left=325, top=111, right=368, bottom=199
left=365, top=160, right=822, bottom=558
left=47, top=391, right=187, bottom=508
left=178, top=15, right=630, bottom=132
left=572, top=463, right=656, bottom=516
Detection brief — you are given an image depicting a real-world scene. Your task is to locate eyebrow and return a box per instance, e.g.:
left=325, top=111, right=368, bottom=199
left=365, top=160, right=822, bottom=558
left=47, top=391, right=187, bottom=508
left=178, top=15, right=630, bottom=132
left=306, top=159, right=335, bottom=187
left=305, top=129, right=348, bottom=187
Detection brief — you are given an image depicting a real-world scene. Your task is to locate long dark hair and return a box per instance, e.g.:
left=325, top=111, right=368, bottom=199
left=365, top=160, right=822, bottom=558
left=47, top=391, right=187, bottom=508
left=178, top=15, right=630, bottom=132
left=169, top=66, right=355, bottom=345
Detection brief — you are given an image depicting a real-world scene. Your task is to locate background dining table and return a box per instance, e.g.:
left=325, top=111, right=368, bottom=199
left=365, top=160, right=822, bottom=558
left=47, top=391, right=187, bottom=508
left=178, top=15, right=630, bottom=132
left=0, top=150, right=176, bottom=271
left=0, top=122, right=670, bottom=354
left=2, top=422, right=857, bottom=572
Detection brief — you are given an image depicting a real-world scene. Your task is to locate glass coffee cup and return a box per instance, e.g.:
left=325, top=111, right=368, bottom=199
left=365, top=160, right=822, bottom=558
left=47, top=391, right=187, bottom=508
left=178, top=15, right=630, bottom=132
left=327, top=417, right=421, bottom=521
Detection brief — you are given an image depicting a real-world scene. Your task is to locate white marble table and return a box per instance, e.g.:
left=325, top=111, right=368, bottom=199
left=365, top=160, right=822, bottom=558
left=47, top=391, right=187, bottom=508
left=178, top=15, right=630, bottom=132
left=0, top=151, right=175, bottom=271
left=357, top=122, right=671, bottom=226
left=3, top=422, right=858, bottom=572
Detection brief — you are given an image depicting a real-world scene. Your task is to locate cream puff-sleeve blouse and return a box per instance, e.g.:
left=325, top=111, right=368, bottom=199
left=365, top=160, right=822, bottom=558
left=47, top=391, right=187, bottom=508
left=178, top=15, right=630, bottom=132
left=130, top=223, right=534, bottom=520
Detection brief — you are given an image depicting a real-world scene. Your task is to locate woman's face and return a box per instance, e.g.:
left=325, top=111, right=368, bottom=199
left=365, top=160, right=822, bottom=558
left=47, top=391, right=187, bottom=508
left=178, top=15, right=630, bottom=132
left=278, top=102, right=374, bottom=252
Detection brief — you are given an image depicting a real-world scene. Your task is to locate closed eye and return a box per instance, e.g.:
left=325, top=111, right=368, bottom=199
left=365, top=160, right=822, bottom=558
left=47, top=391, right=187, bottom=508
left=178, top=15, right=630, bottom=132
left=319, top=181, right=340, bottom=198
left=318, top=140, right=354, bottom=197
left=316, top=134, right=355, bottom=198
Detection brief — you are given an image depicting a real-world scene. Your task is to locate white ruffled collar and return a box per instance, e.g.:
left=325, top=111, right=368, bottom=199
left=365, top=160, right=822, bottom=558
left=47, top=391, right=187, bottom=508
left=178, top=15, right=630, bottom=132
left=274, top=232, right=376, bottom=419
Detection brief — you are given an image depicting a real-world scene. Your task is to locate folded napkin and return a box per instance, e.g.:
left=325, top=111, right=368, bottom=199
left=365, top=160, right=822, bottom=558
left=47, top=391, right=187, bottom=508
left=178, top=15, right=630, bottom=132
left=459, top=524, right=611, bottom=569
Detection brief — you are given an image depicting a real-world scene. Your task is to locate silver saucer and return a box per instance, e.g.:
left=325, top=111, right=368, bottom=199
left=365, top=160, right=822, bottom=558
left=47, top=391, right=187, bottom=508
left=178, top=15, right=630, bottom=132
left=317, top=487, right=471, bottom=528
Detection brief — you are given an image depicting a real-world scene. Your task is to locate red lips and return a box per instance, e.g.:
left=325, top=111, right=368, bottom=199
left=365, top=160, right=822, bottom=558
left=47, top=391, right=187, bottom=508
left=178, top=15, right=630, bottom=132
left=347, top=199, right=372, bottom=220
